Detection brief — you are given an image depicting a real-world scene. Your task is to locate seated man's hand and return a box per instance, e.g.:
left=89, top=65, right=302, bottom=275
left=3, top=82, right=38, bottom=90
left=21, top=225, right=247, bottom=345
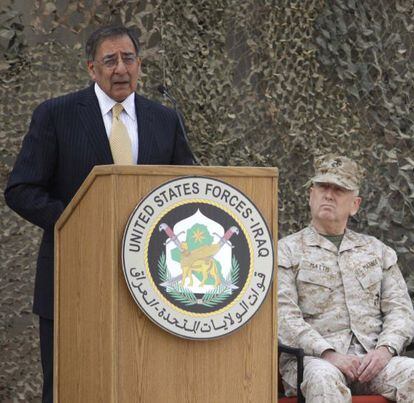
left=321, top=350, right=361, bottom=382
left=357, top=346, right=393, bottom=383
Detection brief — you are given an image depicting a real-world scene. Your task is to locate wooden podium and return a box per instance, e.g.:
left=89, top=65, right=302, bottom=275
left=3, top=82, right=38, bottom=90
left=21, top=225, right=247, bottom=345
left=54, top=165, right=278, bottom=402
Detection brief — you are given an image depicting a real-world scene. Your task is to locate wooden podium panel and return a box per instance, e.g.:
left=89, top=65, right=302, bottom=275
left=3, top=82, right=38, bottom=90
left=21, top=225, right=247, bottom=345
left=55, top=165, right=278, bottom=402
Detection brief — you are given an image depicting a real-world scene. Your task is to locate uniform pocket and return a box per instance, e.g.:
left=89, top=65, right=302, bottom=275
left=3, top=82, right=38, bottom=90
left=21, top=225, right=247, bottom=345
left=296, top=269, right=333, bottom=315
left=357, top=265, right=382, bottom=289
left=357, top=265, right=382, bottom=308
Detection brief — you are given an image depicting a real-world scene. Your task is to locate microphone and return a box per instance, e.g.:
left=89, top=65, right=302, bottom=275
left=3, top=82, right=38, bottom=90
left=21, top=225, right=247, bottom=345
left=157, top=85, right=177, bottom=107
left=157, top=85, right=199, bottom=165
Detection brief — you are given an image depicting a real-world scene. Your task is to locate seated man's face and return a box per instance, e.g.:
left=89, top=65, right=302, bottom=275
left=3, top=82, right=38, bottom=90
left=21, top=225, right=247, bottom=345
left=87, top=35, right=141, bottom=102
left=309, top=182, right=361, bottom=228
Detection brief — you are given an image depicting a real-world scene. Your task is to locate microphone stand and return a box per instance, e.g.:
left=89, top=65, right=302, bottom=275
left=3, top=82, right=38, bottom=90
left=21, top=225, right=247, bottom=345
left=157, top=85, right=199, bottom=165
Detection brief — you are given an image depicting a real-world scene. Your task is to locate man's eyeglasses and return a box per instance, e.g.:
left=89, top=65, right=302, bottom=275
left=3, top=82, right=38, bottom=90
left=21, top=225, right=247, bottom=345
left=94, top=54, right=138, bottom=69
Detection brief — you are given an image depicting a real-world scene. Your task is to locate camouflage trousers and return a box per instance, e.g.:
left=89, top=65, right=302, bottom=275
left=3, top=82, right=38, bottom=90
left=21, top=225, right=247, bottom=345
left=283, top=344, right=414, bottom=402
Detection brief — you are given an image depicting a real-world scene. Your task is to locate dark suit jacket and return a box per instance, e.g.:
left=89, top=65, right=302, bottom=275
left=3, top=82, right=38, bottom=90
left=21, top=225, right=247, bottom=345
left=4, top=85, right=194, bottom=319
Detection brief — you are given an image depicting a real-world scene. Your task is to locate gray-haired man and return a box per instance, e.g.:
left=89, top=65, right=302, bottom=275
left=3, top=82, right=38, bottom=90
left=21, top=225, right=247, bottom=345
left=5, top=24, right=194, bottom=402
left=278, top=154, right=414, bottom=402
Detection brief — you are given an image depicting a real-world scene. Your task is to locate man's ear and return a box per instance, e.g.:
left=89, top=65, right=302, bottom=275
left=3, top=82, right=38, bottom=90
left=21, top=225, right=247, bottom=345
left=87, top=60, right=96, bottom=81
left=136, top=56, right=142, bottom=83
left=308, top=186, right=314, bottom=207
left=350, top=196, right=362, bottom=216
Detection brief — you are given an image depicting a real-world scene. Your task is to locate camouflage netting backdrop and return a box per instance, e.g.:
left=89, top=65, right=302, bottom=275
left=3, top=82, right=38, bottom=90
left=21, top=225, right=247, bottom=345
left=1, top=0, right=414, bottom=400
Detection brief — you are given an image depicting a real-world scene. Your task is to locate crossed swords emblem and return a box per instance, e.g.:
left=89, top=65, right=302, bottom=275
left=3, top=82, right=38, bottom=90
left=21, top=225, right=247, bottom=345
left=158, top=223, right=239, bottom=289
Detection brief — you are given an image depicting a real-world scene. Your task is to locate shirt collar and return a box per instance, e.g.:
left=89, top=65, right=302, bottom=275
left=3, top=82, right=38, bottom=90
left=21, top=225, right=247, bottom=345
left=94, top=83, right=136, bottom=120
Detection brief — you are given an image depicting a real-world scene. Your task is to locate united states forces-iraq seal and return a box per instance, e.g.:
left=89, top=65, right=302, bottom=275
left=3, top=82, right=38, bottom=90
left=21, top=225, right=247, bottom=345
left=122, top=176, right=274, bottom=339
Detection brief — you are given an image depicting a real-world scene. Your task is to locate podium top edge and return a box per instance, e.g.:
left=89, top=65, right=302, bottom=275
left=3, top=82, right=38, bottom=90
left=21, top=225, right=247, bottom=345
left=90, top=164, right=279, bottom=177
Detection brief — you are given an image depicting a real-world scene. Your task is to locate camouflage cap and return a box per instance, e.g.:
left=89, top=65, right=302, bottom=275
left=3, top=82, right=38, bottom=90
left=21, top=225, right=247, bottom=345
left=311, top=154, right=364, bottom=191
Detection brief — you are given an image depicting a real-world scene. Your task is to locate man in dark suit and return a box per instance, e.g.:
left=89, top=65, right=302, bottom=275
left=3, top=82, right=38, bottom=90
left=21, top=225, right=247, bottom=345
left=4, top=25, right=194, bottom=402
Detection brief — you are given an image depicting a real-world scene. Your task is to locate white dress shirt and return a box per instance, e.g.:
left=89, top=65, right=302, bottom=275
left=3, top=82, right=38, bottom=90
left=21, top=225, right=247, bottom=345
left=94, top=83, right=138, bottom=163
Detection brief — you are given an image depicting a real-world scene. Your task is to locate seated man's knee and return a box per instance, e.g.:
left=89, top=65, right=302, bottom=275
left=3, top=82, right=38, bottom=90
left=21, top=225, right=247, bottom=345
left=304, top=360, right=345, bottom=385
left=302, top=359, right=350, bottom=402
left=392, top=357, right=414, bottom=393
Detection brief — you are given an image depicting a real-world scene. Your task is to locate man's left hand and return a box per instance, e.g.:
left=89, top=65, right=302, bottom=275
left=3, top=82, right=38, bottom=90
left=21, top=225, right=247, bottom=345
left=357, top=346, right=393, bottom=383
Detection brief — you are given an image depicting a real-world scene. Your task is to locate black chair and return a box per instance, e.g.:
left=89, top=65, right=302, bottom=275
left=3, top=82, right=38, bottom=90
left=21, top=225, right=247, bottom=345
left=278, top=342, right=305, bottom=403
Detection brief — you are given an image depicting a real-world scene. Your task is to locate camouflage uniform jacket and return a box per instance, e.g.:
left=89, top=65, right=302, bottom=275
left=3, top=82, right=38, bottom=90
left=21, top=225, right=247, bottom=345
left=278, top=225, right=414, bottom=377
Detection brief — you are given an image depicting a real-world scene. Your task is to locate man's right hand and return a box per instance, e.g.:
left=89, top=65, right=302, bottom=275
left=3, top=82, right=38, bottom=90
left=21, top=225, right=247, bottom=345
left=321, top=349, right=361, bottom=382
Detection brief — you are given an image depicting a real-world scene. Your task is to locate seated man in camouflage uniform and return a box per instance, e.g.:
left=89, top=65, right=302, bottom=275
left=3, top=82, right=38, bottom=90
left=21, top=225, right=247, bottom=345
left=278, top=154, right=414, bottom=402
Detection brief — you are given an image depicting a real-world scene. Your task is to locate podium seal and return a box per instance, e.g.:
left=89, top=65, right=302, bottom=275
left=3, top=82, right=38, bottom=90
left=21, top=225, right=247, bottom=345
left=122, top=176, right=274, bottom=339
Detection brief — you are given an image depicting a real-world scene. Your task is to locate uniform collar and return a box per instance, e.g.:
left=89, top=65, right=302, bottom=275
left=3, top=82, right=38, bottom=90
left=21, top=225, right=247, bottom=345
left=304, top=224, right=366, bottom=253
left=339, top=228, right=366, bottom=252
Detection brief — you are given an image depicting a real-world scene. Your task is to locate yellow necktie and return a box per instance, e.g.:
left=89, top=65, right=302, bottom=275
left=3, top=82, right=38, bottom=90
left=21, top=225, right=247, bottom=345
left=110, top=103, right=133, bottom=164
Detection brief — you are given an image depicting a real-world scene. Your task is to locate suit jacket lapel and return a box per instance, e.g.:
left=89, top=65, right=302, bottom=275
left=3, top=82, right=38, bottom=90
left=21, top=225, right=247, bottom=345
left=136, top=94, right=155, bottom=164
left=77, top=85, right=113, bottom=164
